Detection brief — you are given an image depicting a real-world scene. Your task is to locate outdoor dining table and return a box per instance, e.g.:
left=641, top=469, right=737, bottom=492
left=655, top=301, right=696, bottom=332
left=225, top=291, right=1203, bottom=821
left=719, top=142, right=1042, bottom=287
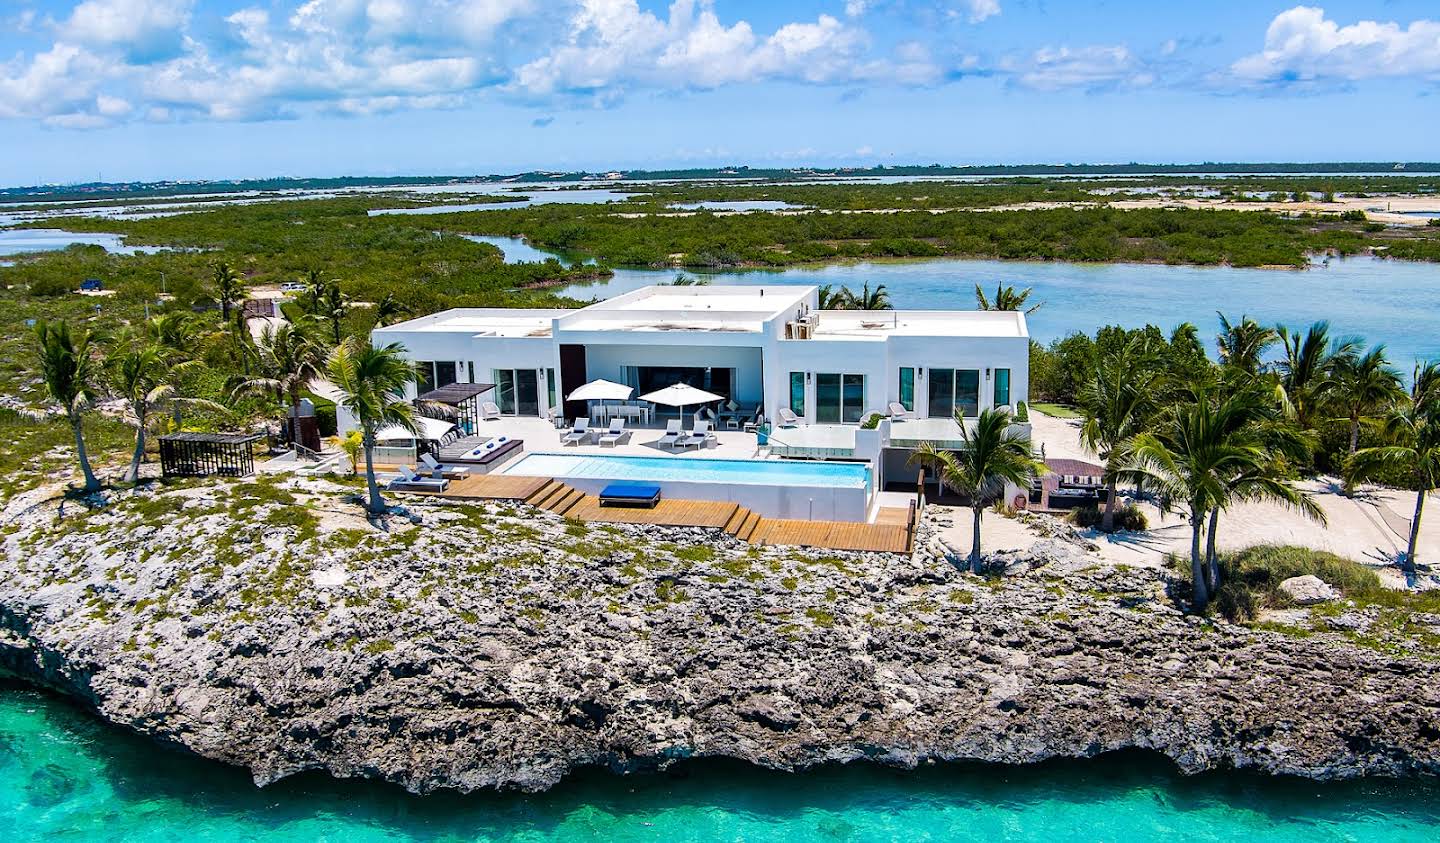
left=591, top=403, right=652, bottom=426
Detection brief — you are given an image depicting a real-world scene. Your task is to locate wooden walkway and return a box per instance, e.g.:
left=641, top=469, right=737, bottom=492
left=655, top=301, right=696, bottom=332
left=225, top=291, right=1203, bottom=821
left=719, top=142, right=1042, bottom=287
left=400, top=475, right=914, bottom=554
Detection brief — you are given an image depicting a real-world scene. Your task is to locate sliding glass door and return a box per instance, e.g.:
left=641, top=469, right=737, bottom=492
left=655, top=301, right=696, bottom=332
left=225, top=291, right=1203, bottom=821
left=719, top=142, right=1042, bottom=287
left=928, top=368, right=980, bottom=418
left=815, top=373, right=865, bottom=424
left=494, top=369, right=541, bottom=416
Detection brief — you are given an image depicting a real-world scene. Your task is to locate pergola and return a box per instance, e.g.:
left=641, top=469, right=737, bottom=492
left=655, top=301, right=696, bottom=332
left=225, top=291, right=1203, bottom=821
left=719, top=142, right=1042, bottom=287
left=417, top=382, right=494, bottom=435
left=158, top=432, right=264, bottom=478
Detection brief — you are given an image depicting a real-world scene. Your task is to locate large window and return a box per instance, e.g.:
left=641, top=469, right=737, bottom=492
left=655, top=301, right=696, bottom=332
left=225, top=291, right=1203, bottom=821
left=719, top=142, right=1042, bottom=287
left=928, top=368, right=980, bottom=418
left=898, top=367, right=915, bottom=411
left=416, top=361, right=457, bottom=395
left=993, top=368, right=1011, bottom=409
left=816, top=373, right=865, bottom=424
left=546, top=368, right=557, bottom=412
left=494, top=369, right=540, bottom=416
left=789, top=371, right=805, bottom=416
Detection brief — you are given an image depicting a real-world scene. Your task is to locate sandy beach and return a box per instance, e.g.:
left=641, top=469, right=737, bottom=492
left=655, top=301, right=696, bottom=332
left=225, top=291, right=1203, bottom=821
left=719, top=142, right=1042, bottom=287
left=936, top=410, right=1438, bottom=587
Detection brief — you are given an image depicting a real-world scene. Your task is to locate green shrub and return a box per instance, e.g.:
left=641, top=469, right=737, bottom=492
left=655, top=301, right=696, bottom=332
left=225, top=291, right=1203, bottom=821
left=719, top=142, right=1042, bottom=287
left=860, top=413, right=882, bottom=430
left=1171, top=545, right=1383, bottom=621
left=1339, top=210, right=1367, bottom=222
left=1014, top=401, right=1029, bottom=422
left=1068, top=502, right=1147, bottom=531
left=27, top=277, right=75, bottom=298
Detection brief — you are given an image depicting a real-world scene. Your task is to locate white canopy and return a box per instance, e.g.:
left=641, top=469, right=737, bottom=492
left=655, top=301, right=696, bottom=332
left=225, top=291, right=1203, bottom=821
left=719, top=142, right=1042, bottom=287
left=639, top=383, right=725, bottom=408
left=566, top=378, right=634, bottom=402
left=376, top=416, right=456, bottom=443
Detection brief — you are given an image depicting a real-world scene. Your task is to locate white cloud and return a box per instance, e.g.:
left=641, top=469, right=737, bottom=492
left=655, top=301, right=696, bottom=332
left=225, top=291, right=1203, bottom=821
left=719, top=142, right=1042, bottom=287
left=1232, top=6, right=1440, bottom=84
left=951, top=0, right=1000, bottom=24
left=1007, top=45, right=1153, bottom=91
left=61, top=0, right=193, bottom=61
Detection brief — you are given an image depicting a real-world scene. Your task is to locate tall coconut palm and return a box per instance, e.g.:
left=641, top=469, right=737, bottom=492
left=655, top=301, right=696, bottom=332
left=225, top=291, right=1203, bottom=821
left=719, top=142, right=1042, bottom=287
left=211, top=262, right=247, bottom=324
left=146, top=311, right=199, bottom=356
left=975, top=283, right=1043, bottom=314
left=817, top=284, right=852, bottom=310
left=316, top=278, right=351, bottom=345
left=1078, top=340, right=1159, bottom=532
left=1331, top=343, right=1405, bottom=458
left=1276, top=321, right=1355, bottom=430
left=371, top=293, right=412, bottom=329
left=228, top=322, right=328, bottom=444
left=1215, top=313, right=1278, bottom=375
left=1126, top=388, right=1289, bottom=613
left=851, top=282, right=892, bottom=311
left=327, top=339, right=418, bottom=515
left=33, top=320, right=104, bottom=492
left=1348, top=362, right=1440, bottom=570
left=106, top=339, right=218, bottom=484
left=908, top=407, right=1041, bottom=573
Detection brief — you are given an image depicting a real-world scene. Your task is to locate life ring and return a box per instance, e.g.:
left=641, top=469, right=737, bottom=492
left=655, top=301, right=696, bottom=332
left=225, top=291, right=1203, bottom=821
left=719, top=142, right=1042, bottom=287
left=1012, top=494, right=1027, bottom=511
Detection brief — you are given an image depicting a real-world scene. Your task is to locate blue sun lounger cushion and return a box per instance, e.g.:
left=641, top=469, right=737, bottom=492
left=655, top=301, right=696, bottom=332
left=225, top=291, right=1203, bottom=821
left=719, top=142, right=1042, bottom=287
left=599, top=483, right=661, bottom=507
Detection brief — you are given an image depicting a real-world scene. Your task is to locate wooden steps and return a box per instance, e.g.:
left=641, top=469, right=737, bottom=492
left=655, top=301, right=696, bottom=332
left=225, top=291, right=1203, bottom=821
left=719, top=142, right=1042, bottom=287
left=402, top=474, right=915, bottom=554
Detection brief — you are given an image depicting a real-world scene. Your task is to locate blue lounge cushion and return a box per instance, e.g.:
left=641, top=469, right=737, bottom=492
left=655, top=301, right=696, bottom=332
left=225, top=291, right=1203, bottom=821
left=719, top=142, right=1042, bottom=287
left=600, top=483, right=661, bottom=501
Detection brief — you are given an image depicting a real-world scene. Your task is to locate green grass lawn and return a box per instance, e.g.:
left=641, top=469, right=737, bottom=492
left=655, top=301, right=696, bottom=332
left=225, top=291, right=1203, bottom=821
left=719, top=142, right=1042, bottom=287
left=1028, top=402, right=1082, bottom=419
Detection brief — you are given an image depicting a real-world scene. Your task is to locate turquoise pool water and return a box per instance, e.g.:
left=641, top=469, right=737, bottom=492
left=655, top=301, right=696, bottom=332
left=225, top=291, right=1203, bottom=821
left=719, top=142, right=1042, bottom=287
left=3, top=686, right=1439, bottom=842
left=504, top=452, right=871, bottom=489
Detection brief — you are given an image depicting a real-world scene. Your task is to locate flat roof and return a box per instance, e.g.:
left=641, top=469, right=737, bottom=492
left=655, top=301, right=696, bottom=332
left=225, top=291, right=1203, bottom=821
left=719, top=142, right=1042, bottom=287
left=556, top=285, right=811, bottom=334
left=376, top=308, right=572, bottom=338
left=809, top=310, right=1027, bottom=340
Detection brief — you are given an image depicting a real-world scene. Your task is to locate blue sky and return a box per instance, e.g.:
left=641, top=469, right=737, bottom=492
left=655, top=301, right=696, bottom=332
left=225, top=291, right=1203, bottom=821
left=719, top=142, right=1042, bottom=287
left=2, top=1, right=1439, bottom=185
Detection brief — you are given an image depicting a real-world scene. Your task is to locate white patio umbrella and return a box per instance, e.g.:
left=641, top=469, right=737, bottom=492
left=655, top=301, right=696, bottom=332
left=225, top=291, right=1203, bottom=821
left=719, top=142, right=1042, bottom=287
left=639, top=383, right=724, bottom=417
left=565, top=378, right=634, bottom=402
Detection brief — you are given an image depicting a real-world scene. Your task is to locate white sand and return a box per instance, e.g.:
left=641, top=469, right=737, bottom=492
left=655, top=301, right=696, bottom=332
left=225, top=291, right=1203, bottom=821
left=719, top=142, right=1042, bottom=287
left=935, top=411, right=1438, bottom=584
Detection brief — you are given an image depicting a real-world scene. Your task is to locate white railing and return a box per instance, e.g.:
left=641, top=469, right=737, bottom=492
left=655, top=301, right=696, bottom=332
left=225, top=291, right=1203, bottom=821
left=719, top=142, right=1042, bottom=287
left=371, top=444, right=416, bottom=464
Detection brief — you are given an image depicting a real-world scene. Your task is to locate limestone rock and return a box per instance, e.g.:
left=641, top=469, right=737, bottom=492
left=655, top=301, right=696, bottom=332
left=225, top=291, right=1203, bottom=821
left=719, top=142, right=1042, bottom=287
left=1280, top=575, right=1340, bottom=605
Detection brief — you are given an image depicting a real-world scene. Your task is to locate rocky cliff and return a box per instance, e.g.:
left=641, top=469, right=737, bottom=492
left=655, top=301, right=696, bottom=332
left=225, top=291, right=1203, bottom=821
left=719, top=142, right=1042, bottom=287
left=1, top=476, right=1437, bottom=793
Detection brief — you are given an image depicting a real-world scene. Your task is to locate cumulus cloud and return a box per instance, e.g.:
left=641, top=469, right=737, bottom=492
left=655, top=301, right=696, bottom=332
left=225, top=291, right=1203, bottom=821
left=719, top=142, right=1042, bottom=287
left=1231, top=6, right=1440, bottom=84
left=1006, top=45, right=1153, bottom=91
left=61, top=0, right=193, bottom=62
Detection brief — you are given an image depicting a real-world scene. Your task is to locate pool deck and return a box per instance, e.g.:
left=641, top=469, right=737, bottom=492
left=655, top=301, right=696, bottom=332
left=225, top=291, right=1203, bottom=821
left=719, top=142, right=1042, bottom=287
left=401, top=473, right=915, bottom=554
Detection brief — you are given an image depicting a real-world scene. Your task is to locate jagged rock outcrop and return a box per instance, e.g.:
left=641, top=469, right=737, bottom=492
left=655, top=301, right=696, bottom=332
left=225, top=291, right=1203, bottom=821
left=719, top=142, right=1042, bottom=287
left=1, top=478, right=1438, bottom=793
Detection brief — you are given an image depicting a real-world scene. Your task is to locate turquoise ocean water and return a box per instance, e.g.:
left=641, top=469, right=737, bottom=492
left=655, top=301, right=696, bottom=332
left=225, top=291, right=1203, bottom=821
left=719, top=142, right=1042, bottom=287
left=3, top=685, right=1438, bottom=842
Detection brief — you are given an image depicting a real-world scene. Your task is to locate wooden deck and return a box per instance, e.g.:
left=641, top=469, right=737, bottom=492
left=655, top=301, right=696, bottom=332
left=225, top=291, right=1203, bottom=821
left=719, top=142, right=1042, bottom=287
left=399, top=475, right=914, bottom=554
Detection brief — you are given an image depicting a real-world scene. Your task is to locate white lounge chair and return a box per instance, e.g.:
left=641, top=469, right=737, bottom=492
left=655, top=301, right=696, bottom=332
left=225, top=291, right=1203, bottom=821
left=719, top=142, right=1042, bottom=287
left=684, top=420, right=716, bottom=449
left=562, top=418, right=591, bottom=445
left=479, top=401, right=501, bottom=421
left=887, top=402, right=915, bottom=420
left=387, top=465, right=448, bottom=492
left=777, top=408, right=801, bottom=427
left=419, top=453, right=471, bottom=479
left=657, top=419, right=684, bottom=448
left=598, top=418, right=631, bottom=447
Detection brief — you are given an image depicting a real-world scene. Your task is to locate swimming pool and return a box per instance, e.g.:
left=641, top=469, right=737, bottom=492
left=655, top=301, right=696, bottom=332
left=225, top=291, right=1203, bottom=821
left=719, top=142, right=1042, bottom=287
left=503, top=453, right=873, bottom=521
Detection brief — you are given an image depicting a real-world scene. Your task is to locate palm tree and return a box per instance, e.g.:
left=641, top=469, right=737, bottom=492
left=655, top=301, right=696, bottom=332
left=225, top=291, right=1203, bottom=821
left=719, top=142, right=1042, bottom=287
left=1276, top=321, right=1355, bottom=430
left=1078, top=340, right=1158, bottom=532
left=316, top=278, right=351, bottom=345
left=975, top=283, right=1043, bottom=314
left=1215, top=313, right=1278, bottom=375
left=817, top=284, right=853, bottom=310
left=229, top=322, right=328, bottom=444
left=1349, top=362, right=1440, bottom=570
left=1331, top=344, right=1405, bottom=458
left=33, top=321, right=104, bottom=492
left=908, top=407, right=1041, bottom=573
left=146, top=311, right=199, bottom=355
left=327, top=339, right=418, bottom=515
left=851, top=282, right=892, bottom=311
left=105, top=338, right=218, bottom=484
left=1126, top=388, right=1316, bottom=613
left=211, top=262, right=247, bottom=324
left=371, top=293, right=412, bottom=329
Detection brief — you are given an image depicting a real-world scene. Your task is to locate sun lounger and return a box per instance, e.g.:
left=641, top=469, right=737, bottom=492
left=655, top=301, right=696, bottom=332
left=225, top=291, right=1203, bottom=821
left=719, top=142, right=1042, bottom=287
left=778, top=408, right=800, bottom=427
left=598, top=418, right=631, bottom=447
left=887, top=402, right=914, bottom=420
left=562, top=418, right=591, bottom=445
left=447, top=437, right=523, bottom=473
left=387, top=465, right=448, bottom=492
left=682, top=420, right=716, bottom=449
left=657, top=419, right=684, bottom=448
left=419, top=453, right=472, bottom=479
left=479, top=401, right=501, bottom=421
left=599, top=483, right=661, bottom=508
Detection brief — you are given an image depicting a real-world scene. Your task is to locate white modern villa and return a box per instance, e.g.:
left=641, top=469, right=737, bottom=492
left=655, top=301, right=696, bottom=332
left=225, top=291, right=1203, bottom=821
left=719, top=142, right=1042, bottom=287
left=349, top=284, right=1030, bottom=523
